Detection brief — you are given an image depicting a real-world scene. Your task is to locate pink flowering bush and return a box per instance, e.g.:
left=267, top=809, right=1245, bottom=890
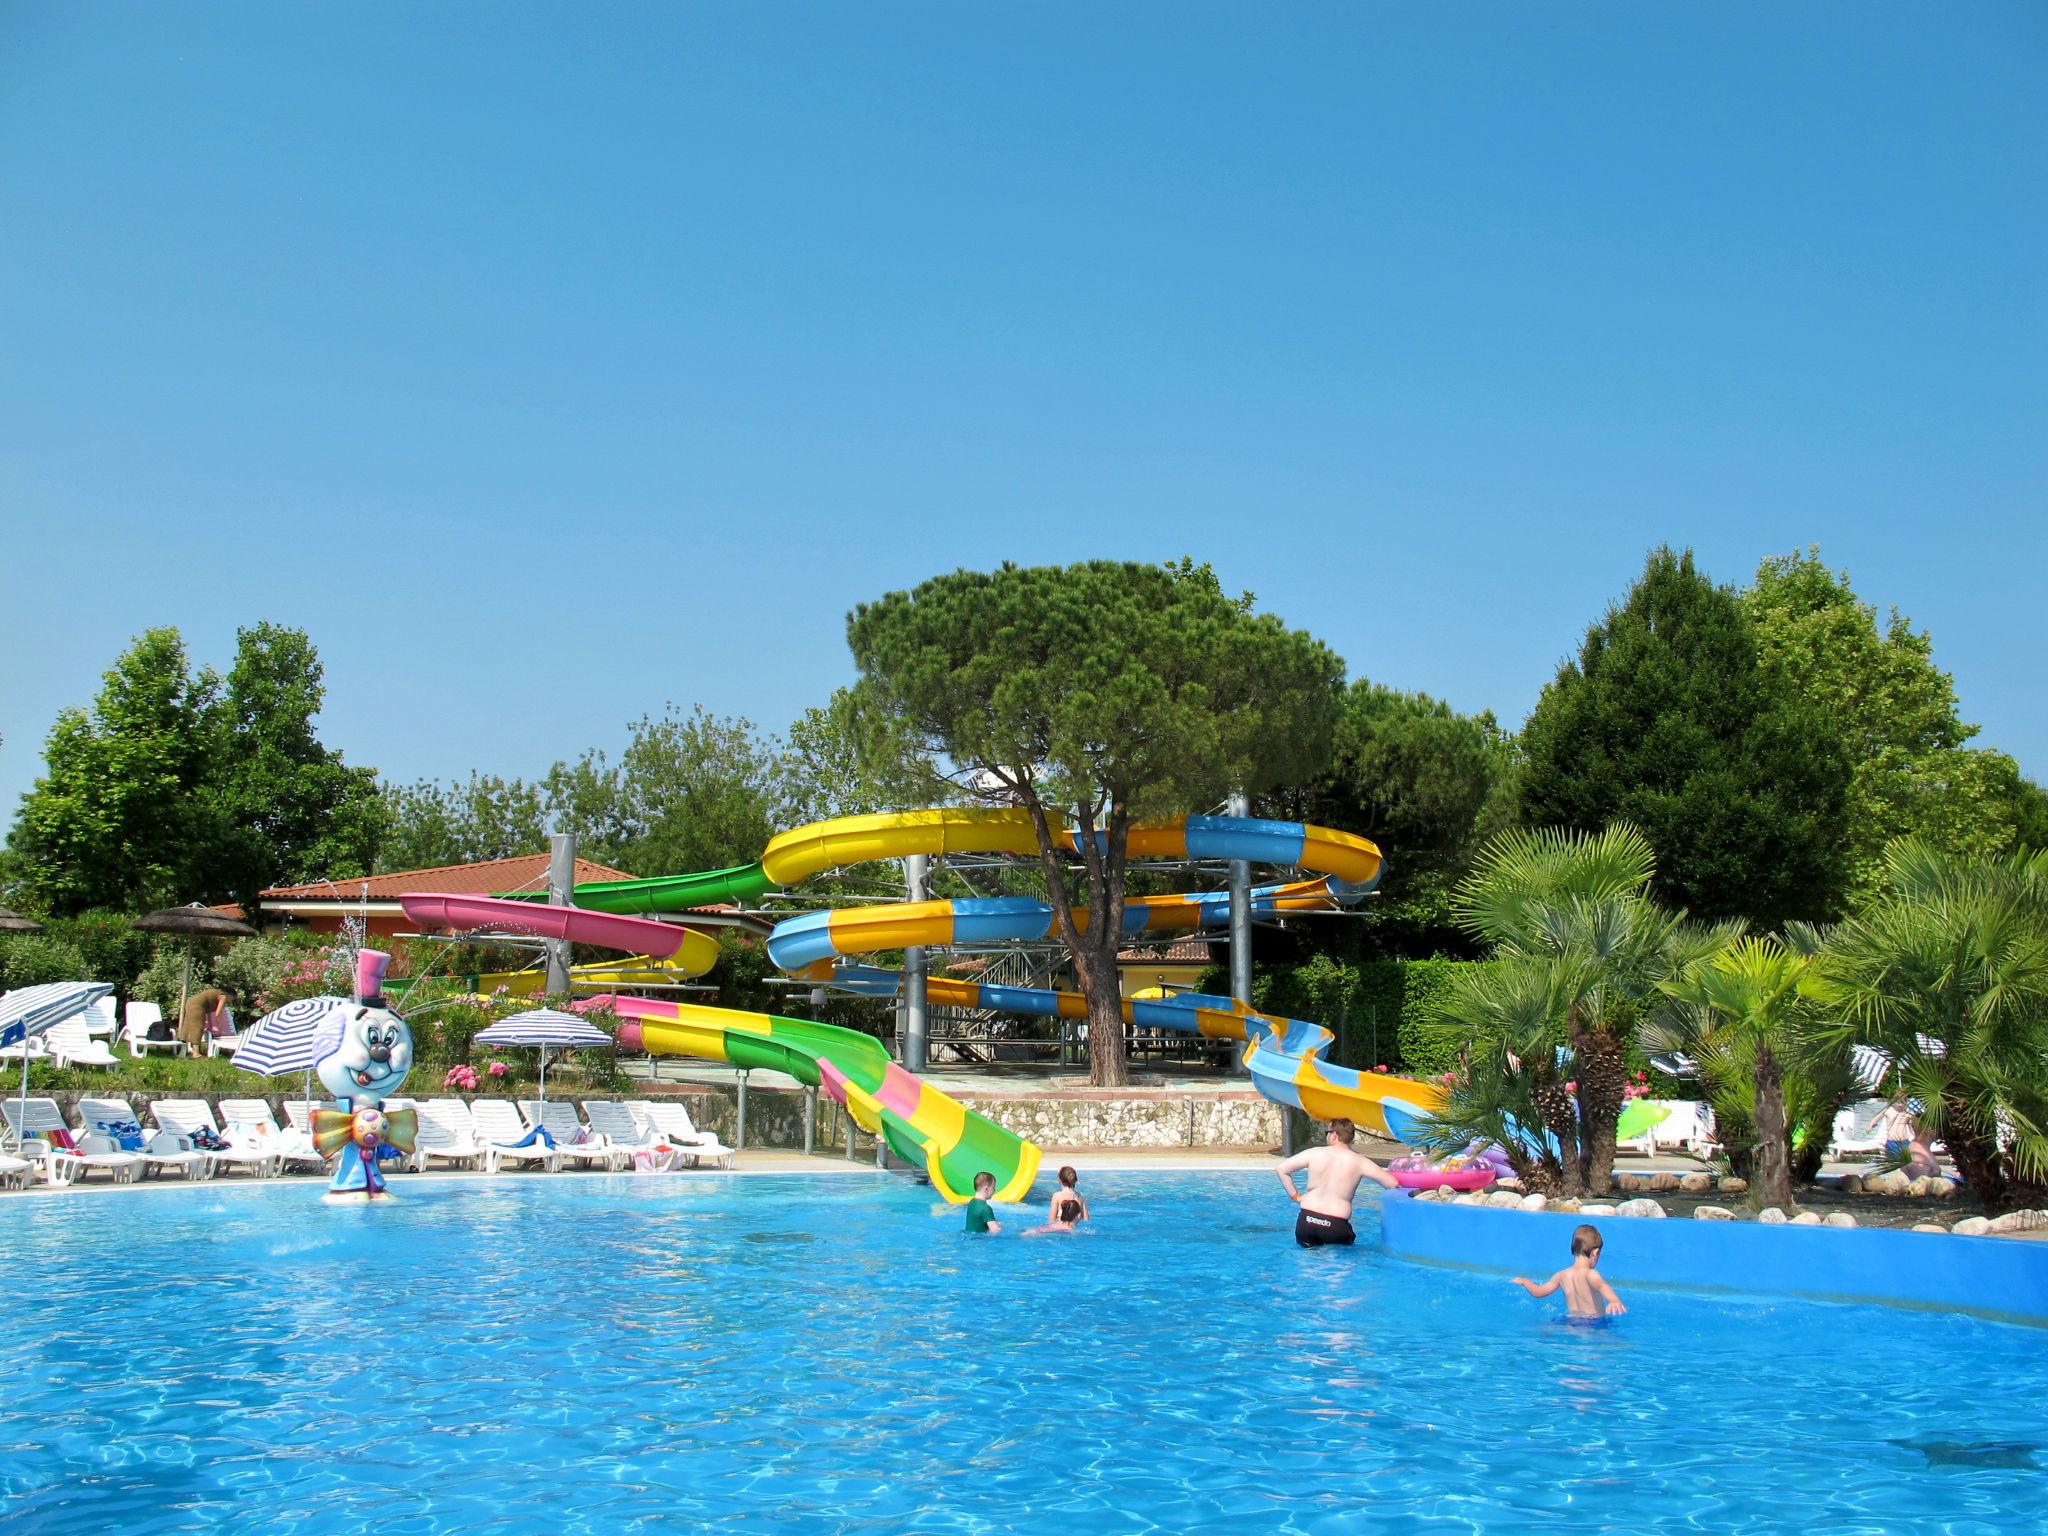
left=231, top=939, right=345, bottom=1015
left=443, top=1064, right=479, bottom=1091
left=487, top=1060, right=509, bottom=1079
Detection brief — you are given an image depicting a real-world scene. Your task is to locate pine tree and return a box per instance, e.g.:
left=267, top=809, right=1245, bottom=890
left=1517, top=547, right=1852, bottom=927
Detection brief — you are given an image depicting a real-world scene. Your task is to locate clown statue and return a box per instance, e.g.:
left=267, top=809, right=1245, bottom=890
left=309, top=951, right=418, bottom=1203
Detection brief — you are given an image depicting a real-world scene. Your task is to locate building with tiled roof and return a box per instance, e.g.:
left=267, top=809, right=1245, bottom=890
left=1116, top=937, right=1216, bottom=998
left=244, top=853, right=638, bottom=941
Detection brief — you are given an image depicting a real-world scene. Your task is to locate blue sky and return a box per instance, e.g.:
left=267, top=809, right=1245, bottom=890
left=3, top=4, right=2042, bottom=830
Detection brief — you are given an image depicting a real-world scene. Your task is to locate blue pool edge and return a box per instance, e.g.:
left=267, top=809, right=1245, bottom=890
left=1378, top=1189, right=2048, bottom=1330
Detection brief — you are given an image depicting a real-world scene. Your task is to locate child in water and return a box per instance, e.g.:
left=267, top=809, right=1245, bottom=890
left=1025, top=1166, right=1089, bottom=1235
left=963, top=1171, right=1001, bottom=1233
left=1512, top=1224, right=1627, bottom=1319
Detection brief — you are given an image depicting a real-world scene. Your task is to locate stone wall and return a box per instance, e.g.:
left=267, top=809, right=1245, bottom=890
left=963, top=1092, right=1287, bottom=1150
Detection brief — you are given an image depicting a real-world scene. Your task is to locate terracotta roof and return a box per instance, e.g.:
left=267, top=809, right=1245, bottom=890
left=1117, top=938, right=1216, bottom=964
left=262, top=853, right=636, bottom=902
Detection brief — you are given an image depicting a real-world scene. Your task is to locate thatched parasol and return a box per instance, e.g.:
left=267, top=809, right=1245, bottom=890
left=131, top=903, right=258, bottom=1025
left=0, top=907, right=44, bottom=934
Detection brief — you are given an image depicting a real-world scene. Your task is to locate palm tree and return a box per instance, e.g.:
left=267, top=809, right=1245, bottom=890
left=1429, top=826, right=1731, bottom=1196
left=1651, top=931, right=1835, bottom=1211
left=1814, top=841, right=2048, bottom=1211
left=1421, top=957, right=1582, bottom=1193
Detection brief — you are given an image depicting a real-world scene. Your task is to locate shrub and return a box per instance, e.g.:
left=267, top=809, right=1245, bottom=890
left=212, top=936, right=306, bottom=1017
left=1204, top=953, right=1475, bottom=1073
left=41, top=909, right=154, bottom=992
left=0, top=933, right=90, bottom=989
left=132, top=942, right=206, bottom=1015
left=1396, top=957, right=1464, bottom=1076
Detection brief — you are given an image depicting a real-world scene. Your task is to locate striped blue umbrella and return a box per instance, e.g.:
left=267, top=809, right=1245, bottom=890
left=2, top=981, right=113, bottom=1136
left=475, top=1009, right=612, bottom=1113
left=234, top=996, right=353, bottom=1077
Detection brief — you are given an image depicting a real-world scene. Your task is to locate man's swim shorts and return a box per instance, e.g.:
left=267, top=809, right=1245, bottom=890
left=1295, top=1208, right=1355, bottom=1247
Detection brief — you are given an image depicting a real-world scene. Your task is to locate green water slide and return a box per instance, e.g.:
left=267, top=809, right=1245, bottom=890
left=607, top=995, right=1040, bottom=1203
left=496, top=863, right=773, bottom=913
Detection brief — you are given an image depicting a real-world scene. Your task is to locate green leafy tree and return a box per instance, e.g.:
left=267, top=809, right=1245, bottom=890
left=10, top=626, right=381, bottom=914
left=7, top=629, right=218, bottom=913
left=377, top=773, right=548, bottom=871
left=848, top=559, right=1344, bottom=1086
left=1815, top=840, right=2048, bottom=1211
left=1274, top=680, right=1518, bottom=954
left=1744, top=548, right=2045, bottom=905
left=545, top=706, right=787, bottom=876
left=1423, top=826, right=1731, bottom=1196
left=1518, top=547, right=1853, bottom=928
left=203, top=623, right=385, bottom=910
left=783, top=687, right=934, bottom=825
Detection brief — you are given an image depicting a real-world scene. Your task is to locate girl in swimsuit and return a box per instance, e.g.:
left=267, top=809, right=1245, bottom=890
left=1025, top=1166, right=1090, bottom=1234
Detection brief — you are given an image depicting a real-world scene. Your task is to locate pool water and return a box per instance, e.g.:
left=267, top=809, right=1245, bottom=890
left=3, top=1171, right=2045, bottom=1534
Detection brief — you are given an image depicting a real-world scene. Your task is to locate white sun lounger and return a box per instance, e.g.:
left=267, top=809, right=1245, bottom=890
left=218, top=1097, right=330, bottom=1175
left=0, top=1150, right=31, bottom=1190
left=152, top=1100, right=280, bottom=1178
left=411, top=1099, right=486, bottom=1171
left=0, top=1025, right=47, bottom=1066
left=2, top=1097, right=142, bottom=1184
left=518, top=1101, right=624, bottom=1170
left=582, top=1101, right=680, bottom=1168
left=75, top=1097, right=206, bottom=1180
left=45, top=1015, right=121, bottom=1073
left=626, top=1099, right=734, bottom=1168
left=1829, top=1099, right=1892, bottom=1159
left=1622, top=1099, right=1721, bottom=1159
left=122, top=1001, right=182, bottom=1058
left=469, top=1098, right=563, bottom=1173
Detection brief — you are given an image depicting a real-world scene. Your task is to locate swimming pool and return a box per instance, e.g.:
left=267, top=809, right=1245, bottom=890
left=3, top=1171, right=2044, bottom=1534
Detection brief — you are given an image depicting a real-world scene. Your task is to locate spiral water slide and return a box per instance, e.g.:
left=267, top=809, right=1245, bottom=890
left=748, top=810, right=1449, bottom=1142
left=606, top=811, right=1441, bottom=1187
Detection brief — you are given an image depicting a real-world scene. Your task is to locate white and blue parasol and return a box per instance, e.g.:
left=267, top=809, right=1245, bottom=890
left=474, top=1009, right=611, bottom=1113
left=2, top=981, right=113, bottom=1135
left=234, top=996, right=353, bottom=1077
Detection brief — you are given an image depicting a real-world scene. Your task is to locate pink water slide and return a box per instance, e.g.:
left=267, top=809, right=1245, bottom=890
left=397, top=893, right=689, bottom=959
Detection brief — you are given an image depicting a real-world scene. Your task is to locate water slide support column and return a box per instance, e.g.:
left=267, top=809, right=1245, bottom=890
left=545, top=832, right=574, bottom=996
left=1226, top=792, right=1252, bottom=1009
left=1227, top=792, right=1289, bottom=1153
left=736, top=1070, right=749, bottom=1151
left=902, top=853, right=930, bottom=1073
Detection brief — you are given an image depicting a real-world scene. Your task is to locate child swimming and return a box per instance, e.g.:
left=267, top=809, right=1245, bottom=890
left=1512, top=1224, right=1627, bottom=1319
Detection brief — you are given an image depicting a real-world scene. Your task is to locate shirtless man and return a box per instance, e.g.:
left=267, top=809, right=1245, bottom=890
left=1274, top=1117, right=1398, bottom=1247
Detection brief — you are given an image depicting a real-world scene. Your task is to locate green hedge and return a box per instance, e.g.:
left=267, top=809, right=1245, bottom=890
left=1201, top=954, right=1476, bottom=1073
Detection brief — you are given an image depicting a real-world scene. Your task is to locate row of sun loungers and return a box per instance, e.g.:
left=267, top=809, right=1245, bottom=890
left=0, top=1096, right=733, bottom=1189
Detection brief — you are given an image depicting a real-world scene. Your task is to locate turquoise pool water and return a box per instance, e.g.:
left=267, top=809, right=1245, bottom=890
left=2, top=1170, right=2044, bottom=1534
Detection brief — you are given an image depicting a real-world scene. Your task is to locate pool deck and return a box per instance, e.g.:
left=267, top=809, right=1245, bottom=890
left=636, top=1057, right=1278, bottom=1099
left=0, top=1144, right=1898, bottom=1197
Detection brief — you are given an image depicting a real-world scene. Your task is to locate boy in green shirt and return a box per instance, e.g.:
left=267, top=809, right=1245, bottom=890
left=963, top=1171, right=1001, bottom=1233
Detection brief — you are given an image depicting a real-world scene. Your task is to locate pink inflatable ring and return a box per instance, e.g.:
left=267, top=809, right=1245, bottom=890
left=1391, top=1167, right=1497, bottom=1192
